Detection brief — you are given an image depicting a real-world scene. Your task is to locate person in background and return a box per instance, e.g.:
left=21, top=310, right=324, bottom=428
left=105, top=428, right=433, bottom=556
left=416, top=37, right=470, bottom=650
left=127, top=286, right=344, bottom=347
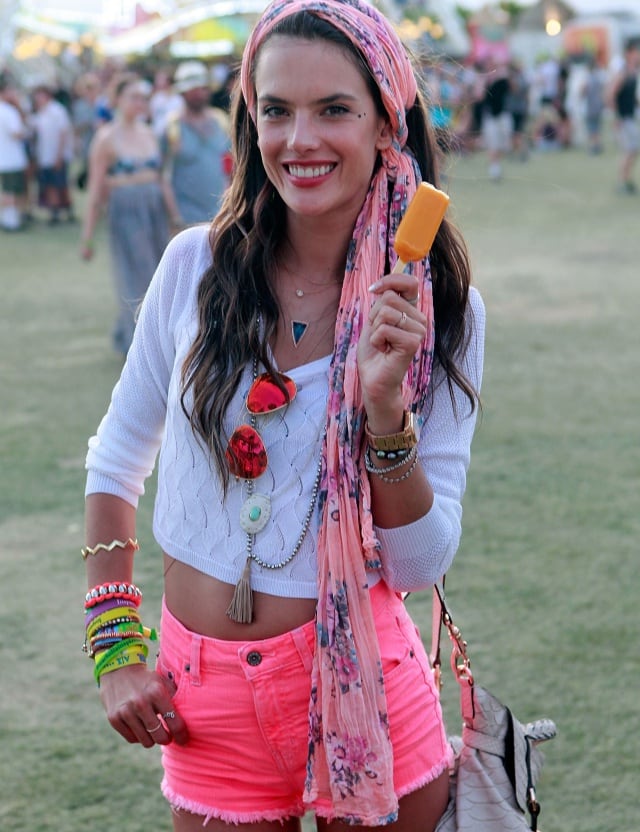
left=609, top=40, right=639, bottom=194
left=31, top=84, right=75, bottom=224
left=161, top=61, right=231, bottom=232
left=149, top=68, right=183, bottom=138
left=534, top=55, right=560, bottom=111
left=482, top=58, right=511, bottom=181
left=0, top=74, right=29, bottom=231
left=580, top=56, right=606, bottom=155
left=82, top=1, right=484, bottom=829
left=209, top=63, right=235, bottom=112
left=506, top=60, right=530, bottom=161
left=80, top=72, right=170, bottom=355
left=464, top=59, right=487, bottom=152
left=72, top=72, right=102, bottom=189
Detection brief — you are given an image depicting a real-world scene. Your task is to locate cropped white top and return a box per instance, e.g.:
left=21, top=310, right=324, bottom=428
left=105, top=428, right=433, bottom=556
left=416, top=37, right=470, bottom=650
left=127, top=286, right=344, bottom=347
left=86, top=226, right=485, bottom=597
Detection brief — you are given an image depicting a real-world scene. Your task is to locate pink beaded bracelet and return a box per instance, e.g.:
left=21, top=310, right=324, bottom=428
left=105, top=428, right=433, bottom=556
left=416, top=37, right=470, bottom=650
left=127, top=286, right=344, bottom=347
left=84, top=582, right=142, bottom=610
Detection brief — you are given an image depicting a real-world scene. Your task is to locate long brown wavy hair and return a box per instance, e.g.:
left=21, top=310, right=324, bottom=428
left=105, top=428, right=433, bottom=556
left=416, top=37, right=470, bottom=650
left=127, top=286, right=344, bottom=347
left=181, top=12, right=478, bottom=491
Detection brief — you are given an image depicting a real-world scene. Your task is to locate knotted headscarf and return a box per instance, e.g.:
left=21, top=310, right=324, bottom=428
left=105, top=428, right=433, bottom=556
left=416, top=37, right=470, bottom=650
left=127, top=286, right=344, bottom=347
left=241, top=1, right=435, bottom=823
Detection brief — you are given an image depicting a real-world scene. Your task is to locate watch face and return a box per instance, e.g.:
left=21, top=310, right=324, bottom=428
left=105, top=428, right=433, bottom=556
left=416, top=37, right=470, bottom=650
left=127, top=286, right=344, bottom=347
left=405, top=411, right=419, bottom=444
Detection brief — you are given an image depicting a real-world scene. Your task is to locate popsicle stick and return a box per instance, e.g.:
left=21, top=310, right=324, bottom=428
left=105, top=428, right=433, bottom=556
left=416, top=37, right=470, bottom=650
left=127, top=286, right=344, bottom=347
left=392, top=258, right=407, bottom=274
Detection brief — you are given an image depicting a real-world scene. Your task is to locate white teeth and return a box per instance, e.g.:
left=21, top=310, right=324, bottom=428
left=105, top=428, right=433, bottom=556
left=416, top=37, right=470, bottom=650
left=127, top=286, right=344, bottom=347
left=288, top=164, right=334, bottom=178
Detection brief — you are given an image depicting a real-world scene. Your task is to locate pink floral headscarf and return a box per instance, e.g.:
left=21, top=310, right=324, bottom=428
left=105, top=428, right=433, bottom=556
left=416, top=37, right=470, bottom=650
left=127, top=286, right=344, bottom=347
left=241, top=1, right=435, bottom=823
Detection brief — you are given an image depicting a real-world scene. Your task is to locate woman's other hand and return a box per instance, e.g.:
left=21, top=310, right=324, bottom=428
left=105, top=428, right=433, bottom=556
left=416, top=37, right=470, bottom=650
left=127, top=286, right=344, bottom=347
left=98, top=664, right=190, bottom=748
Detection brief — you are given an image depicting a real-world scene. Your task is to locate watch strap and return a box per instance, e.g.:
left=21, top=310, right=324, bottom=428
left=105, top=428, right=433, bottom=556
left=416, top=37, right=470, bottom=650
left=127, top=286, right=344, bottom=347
left=365, top=410, right=418, bottom=452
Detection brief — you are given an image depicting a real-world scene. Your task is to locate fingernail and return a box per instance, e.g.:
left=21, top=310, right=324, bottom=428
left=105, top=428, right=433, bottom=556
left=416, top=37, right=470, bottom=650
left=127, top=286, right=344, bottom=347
left=368, top=281, right=381, bottom=292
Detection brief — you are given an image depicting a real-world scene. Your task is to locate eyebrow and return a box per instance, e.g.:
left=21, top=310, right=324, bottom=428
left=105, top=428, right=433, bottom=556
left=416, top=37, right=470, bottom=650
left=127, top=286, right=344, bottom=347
left=257, top=92, right=359, bottom=106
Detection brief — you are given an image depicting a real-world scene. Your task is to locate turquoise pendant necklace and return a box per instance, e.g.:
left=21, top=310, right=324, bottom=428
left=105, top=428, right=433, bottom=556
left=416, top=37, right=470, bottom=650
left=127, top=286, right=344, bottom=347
left=291, top=320, right=308, bottom=347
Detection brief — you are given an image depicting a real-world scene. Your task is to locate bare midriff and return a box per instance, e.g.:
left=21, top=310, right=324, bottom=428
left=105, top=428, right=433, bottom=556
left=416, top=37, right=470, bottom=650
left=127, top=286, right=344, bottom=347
left=106, top=170, right=160, bottom=189
left=163, top=554, right=317, bottom=641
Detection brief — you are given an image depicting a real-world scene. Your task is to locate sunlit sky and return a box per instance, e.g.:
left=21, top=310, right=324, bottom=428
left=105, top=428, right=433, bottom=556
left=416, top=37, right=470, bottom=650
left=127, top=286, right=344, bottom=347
left=458, top=0, right=640, bottom=12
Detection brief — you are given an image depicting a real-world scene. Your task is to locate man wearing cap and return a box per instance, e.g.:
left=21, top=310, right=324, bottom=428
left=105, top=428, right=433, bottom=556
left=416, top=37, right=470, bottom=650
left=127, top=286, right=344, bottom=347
left=161, top=61, right=231, bottom=231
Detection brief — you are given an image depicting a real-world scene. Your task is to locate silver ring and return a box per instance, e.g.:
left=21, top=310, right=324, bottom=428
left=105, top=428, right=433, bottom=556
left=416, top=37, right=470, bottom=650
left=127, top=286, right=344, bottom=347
left=163, top=710, right=176, bottom=720
left=146, top=722, right=163, bottom=733
left=398, top=311, right=407, bottom=328
left=406, top=295, right=419, bottom=307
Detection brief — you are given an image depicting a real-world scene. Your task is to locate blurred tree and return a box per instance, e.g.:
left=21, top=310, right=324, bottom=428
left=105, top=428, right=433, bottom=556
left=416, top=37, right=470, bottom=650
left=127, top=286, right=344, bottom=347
left=499, top=2, right=526, bottom=24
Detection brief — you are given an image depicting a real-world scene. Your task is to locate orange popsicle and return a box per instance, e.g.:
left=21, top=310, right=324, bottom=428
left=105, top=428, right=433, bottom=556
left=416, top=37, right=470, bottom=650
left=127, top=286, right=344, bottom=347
left=392, top=182, right=450, bottom=272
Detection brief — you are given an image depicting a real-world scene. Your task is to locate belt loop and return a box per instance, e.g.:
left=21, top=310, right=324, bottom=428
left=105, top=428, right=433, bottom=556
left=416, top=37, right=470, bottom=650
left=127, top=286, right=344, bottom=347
left=189, top=634, right=202, bottom=686
left=291, top=626, right=314, bottom=673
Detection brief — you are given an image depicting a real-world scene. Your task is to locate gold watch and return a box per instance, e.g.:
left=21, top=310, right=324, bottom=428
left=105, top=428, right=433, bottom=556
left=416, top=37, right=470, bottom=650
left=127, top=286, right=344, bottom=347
left=365, top=410, right=419, bottom=453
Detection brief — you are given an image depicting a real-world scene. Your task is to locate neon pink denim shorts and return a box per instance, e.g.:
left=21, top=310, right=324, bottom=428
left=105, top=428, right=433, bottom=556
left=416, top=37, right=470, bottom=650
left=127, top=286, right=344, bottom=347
left=157, top=581, right=449, bottom=824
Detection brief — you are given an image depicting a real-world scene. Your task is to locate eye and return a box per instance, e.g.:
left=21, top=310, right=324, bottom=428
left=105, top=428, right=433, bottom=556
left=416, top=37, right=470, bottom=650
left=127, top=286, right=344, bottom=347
left=261, top=105, right=288, bottom=118
left=324, top=104, right=349, bottom=116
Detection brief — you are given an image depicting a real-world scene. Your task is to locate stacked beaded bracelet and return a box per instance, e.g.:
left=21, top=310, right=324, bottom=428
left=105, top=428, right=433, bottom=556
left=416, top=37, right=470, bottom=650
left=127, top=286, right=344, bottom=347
left=364, top=445, right=420, bottom=484
left=90, top=625, right=156, bottom=648
left=368, top=446, right=411, bottom=461
left=85, top=603, right=141, bottom=631
left=84, top=626, right=156, bottom=663
left=83, top=608, right=141, bottom=656
left=86, top=623, right=157, bottom=658
left=90, top=628, right=156, bottom=660
left=82, top=581, right=155, bottom=683
left=84, top=582, right=143, bottom=609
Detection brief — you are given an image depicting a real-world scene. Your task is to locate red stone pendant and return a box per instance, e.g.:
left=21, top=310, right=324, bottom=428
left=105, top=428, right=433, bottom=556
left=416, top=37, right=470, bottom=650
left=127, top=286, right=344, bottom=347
left=246, top=372, right=297, bottom=414
left=225, top=425, right=268, bottom=479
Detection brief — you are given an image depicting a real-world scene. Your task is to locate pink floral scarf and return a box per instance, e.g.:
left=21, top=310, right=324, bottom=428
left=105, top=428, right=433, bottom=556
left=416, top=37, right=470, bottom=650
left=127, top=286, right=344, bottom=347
left=241, top=1, right=435, bottom=823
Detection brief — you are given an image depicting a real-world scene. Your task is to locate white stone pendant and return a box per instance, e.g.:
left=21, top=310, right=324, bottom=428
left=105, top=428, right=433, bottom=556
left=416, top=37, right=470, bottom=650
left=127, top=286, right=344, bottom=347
left=239, top=493, right=272, bottom=534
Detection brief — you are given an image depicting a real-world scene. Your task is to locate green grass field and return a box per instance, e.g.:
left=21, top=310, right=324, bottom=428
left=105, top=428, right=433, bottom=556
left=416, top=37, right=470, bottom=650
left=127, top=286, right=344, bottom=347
left=1, top=138, right=638, bottom=831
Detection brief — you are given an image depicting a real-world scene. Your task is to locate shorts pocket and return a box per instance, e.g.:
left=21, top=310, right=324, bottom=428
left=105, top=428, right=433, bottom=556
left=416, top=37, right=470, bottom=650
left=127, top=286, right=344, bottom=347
left=379, top=608, right=420, bottom=683
left=380, top=605, right=434, bottom=691
left=155, top=647, right=190, bottom=706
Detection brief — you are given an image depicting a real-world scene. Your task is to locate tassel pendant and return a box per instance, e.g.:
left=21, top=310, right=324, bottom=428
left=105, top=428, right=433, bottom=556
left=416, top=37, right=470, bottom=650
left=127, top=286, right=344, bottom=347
left=226, top=557, right=254, bottom=623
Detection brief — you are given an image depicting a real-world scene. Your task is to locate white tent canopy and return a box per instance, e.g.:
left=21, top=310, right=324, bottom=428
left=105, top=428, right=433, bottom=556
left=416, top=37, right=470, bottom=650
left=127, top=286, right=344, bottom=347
left=3, top=0, right=471, bottom=62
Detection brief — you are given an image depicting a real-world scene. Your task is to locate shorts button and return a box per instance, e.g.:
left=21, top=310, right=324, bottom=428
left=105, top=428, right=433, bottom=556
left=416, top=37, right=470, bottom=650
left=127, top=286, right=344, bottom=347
left=247, top=650, right=262, bottom=666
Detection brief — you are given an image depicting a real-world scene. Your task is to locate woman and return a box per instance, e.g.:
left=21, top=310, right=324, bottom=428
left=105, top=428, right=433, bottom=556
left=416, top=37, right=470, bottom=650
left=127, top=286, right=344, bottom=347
left=80, top=72, right=170, bottom=355
left=609, top=40, right=639, bottom=193
left=83, top=1, right=485, bottom=830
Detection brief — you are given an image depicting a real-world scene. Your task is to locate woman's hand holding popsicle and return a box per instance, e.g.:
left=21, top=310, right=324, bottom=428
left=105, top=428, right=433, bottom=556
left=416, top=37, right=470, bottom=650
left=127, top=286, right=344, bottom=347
left=357, top=182, right=449, bottom=429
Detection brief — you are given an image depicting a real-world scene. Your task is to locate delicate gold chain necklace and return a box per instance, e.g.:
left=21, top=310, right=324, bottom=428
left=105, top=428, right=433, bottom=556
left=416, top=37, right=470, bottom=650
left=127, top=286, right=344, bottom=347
left=286, top=292, right=340, bottom=349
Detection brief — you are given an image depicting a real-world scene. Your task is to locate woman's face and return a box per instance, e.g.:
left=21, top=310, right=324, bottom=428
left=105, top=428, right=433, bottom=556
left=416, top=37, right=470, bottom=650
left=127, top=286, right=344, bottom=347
left=117, top=82, right=149, bottom=120
left=254, top=36, right=392, bottom=227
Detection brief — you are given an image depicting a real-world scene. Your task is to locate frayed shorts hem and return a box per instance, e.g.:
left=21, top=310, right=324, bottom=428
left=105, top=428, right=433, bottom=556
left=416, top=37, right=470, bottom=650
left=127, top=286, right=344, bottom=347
left=162, top=781, right=306, bottom=826
left=163, top=759, right=450, bottom=828
left=396, top=754, right=451, bottom=802
left=311, top=754, right=452, bottom=823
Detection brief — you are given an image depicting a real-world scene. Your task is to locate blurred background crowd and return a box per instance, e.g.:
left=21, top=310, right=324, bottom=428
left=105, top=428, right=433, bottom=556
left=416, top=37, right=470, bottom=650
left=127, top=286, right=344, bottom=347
left=0, top=59, right=233, bottom=230
left=1, top=0, right=639, bottom=230
left=1, top=0, right=638, bottom=352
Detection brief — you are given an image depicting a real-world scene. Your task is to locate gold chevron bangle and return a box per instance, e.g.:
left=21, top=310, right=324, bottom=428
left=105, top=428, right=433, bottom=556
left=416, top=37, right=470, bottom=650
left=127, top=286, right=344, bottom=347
left=81, top=538, right=140, bottom=560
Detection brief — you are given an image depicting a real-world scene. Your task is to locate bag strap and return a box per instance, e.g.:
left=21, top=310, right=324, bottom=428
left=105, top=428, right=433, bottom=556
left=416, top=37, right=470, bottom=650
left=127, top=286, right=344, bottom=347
left=431, top=580, right=476, bottom=725
left=428, top=579, right=444, bottom=688
left=430, top=584, right=547, bottom=831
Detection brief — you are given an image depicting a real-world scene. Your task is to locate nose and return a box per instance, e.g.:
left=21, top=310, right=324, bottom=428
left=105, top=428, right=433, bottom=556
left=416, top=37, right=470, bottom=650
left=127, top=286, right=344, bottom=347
left=287, top=111, right=319, bottom=152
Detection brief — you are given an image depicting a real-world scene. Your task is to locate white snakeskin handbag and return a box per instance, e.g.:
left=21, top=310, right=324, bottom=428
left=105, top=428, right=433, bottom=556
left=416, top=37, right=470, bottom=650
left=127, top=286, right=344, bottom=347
left=430, top=583, right=557, bottom=832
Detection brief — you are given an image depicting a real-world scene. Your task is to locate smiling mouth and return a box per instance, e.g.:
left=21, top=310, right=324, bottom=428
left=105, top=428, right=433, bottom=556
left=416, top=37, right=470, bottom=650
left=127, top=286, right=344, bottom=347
left=286, top=163, right=336, bottom=179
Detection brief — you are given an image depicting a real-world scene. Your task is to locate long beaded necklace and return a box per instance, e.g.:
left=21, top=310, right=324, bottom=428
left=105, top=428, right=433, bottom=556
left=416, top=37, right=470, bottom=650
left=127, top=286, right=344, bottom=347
left=226, top=356, right=324, bottom=624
